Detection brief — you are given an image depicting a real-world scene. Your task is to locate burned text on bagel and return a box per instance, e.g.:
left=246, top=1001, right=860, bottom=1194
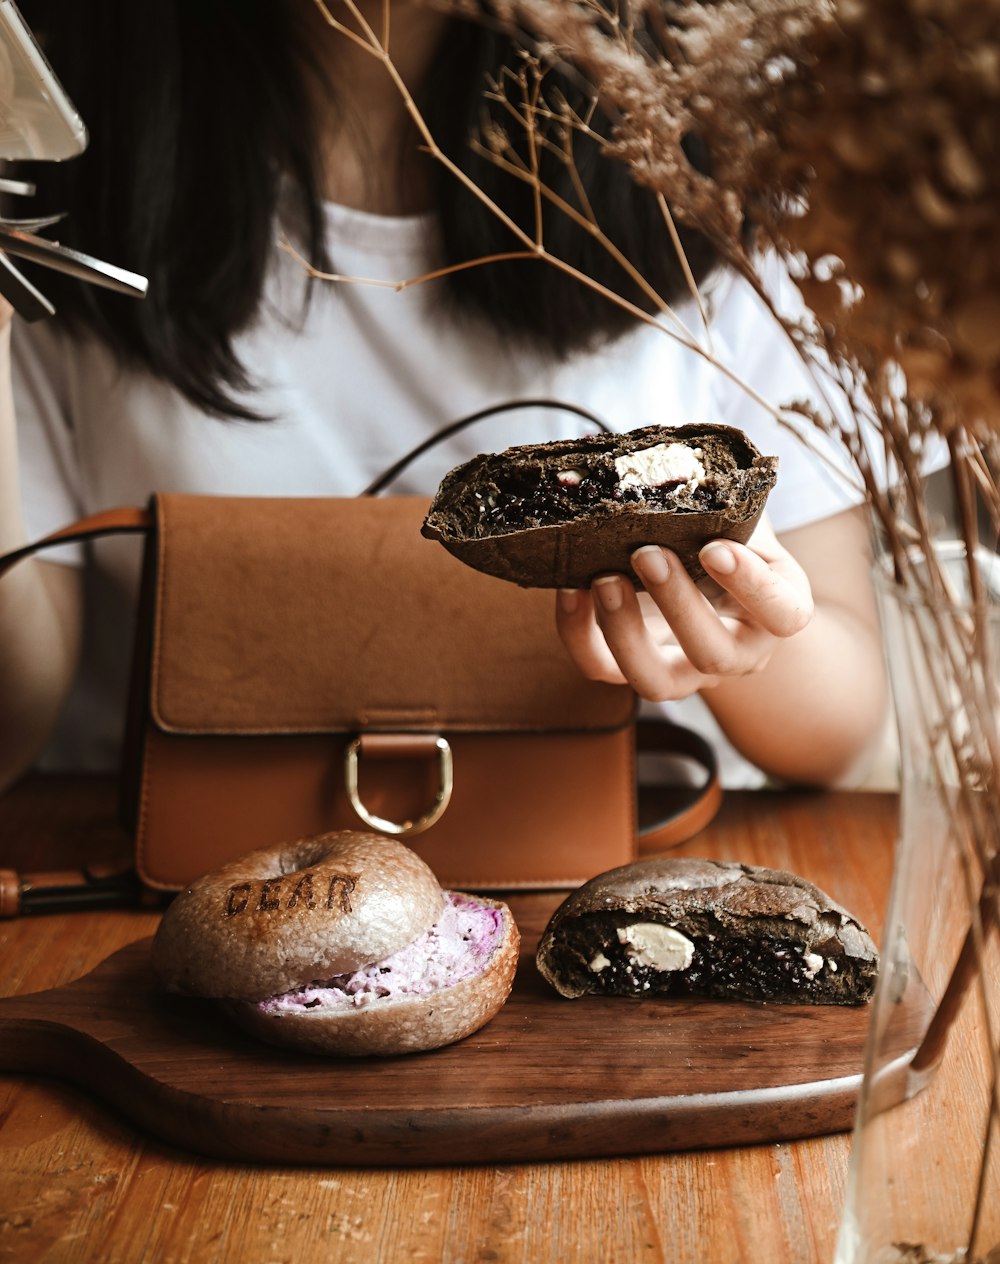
left=224, top=872, right=358, bottom=917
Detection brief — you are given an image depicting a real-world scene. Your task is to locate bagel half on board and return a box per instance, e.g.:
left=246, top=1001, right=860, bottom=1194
left=152, top=831, right=520, bottom=1057
left=421, top=423, right=778, bottom=587
left=535, top=857, right=878, bottom=1005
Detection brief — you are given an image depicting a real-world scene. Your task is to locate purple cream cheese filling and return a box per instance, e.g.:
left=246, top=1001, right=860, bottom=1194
left=257, top=893, right=505, bottom=1015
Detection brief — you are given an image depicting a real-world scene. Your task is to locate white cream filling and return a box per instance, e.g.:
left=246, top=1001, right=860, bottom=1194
left=803, top=951, right=825, bottom=979
left=614, top=442, right=706, bottom=491
left=616, top=922, right=695, bottom=972
left=588, top=951, right=611, bottom=973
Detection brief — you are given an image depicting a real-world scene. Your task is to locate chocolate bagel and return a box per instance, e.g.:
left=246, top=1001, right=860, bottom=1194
left=421, top=423, right=778, bottom=587
left=535, top=857, right=878, bottom=1005
left=153, top=831, right=520, bottom=1056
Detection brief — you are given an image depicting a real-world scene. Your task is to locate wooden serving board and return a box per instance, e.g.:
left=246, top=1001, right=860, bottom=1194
left=0, top=895, right=926, bottom=1166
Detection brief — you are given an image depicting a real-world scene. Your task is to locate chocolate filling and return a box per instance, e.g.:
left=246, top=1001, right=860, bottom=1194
left=469, top=459, right=725, bottom=534
left=546, top=912, right=876, bottom=1005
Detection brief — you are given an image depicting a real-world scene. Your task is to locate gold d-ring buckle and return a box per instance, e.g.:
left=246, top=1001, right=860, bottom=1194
left=344, top=735, right=453, bottom=837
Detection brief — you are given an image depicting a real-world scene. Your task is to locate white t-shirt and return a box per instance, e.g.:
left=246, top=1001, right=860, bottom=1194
left=13, top=202, right=866, bottom=783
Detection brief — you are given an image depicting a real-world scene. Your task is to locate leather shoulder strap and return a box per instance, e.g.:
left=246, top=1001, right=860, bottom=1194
left=0, top=506, right=153, bottom=579
left=636, top=719, right=723, bottom=852
left=1, top=397, right=607, bottom=571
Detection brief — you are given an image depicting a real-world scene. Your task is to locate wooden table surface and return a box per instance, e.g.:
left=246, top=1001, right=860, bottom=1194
left=0, top=776, right=899, bottom=1264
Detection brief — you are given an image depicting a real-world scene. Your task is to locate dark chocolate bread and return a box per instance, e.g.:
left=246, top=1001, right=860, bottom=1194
left=535, top=857, right=878, bottom=1005
left=421, top=423, right=778, bottom=588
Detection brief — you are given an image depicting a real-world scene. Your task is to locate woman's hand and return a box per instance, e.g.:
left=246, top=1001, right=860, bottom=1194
left=556, top=506, right=888, bottom=786
left=555, top=516, right=813, bottom=701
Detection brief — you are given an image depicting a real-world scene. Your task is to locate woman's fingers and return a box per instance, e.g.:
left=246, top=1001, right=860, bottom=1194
left=700, top=539, right=813, bottom=638
left=556, top=528, right=815, bottom=702
left=630, top=545, right=768, bottom=678
left=557, top=581, right=706, bottom=696
left=588, top=574, right=709, bottom=699
left=556, top=587, right=628, bottom=685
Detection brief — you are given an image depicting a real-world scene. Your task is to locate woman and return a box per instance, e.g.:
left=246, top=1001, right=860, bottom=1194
left=0, top=0, right=886, bottom=790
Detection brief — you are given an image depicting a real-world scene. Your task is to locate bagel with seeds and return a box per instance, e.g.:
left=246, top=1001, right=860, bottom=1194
left=421, top=423, right=778, bottom=588
left=153, top=831, right=520, bottom=1057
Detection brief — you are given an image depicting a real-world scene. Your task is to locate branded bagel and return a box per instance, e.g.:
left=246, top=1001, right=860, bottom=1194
left=153, top=832, right=444, bottom=1003
left=153, top=831, right=520, bottom=1056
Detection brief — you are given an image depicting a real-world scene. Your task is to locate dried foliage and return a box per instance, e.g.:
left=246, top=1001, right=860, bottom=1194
left=319, top=11, right=1000, bottom=1242
left=473, top=0, right=1000, bottom=435
left=431, top=5, right=1000, bottom=1257
left=759, top=1, right=1000, bottom=436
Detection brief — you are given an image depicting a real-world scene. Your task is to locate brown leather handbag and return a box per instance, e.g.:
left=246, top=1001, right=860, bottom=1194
left=1, top=491, right=720, bottom=904
left=2, top=393, right=725, bottom=909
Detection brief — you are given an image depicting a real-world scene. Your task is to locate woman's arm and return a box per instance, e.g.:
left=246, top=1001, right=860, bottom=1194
left=0, top=315, right=83, bottom=790
left=556, top=505, right=887, bottom=786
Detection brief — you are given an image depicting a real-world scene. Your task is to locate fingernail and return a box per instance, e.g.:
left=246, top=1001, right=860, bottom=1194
left=592, top=575, right=624, bottom=611
left=632, top=545, right=670, bottom=585
left=558, top=588, right=580, bottom=614
left=701, top=541, right=736, bottom=575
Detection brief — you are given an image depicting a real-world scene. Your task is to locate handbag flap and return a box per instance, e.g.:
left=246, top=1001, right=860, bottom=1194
left=149, top=493, right=634, bottom=736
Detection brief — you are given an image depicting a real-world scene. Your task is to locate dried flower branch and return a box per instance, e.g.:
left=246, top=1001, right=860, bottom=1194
left=306, top=20, right=1000, bottom=1198
left=448, top=4, right=1000, bottom=1258
left=489, top=0, right=1000, bottom=439
left=307, top=0, right=824, bottom=452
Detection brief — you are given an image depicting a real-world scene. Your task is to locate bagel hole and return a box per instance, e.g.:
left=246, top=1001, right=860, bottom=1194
left=280, top=839, right=339, bottom=878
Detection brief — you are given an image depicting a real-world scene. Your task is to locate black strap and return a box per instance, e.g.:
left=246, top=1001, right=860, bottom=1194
left=361, top=398, right=613, bottom=496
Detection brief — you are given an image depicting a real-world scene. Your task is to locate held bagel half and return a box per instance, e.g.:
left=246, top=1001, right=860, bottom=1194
left=421, top=423, right=779, bottom=588
left=152, top=831, right=520, bottom=1056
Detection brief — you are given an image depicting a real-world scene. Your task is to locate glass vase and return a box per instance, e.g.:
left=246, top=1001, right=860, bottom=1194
left=836, top=543, right=1000, bottom=1264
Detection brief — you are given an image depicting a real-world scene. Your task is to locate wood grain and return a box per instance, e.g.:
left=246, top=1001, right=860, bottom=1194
left=0, top=775, right=901, bottom=1262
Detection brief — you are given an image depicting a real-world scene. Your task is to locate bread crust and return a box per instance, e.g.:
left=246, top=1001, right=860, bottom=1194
left=152, top=832, right=445, bottom=1003
left=225, top=897, right=520, bottom=1057
left=421, top=423, right=778, bottom=588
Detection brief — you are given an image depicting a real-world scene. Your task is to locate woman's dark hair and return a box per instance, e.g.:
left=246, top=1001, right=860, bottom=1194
left=8, top=1, right=719, bottom=418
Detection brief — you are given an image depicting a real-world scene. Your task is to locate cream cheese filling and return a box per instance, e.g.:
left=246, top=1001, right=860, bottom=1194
left=616, top=921, right=695, bottom=972
left=614, top=442, right=706, bottom=491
